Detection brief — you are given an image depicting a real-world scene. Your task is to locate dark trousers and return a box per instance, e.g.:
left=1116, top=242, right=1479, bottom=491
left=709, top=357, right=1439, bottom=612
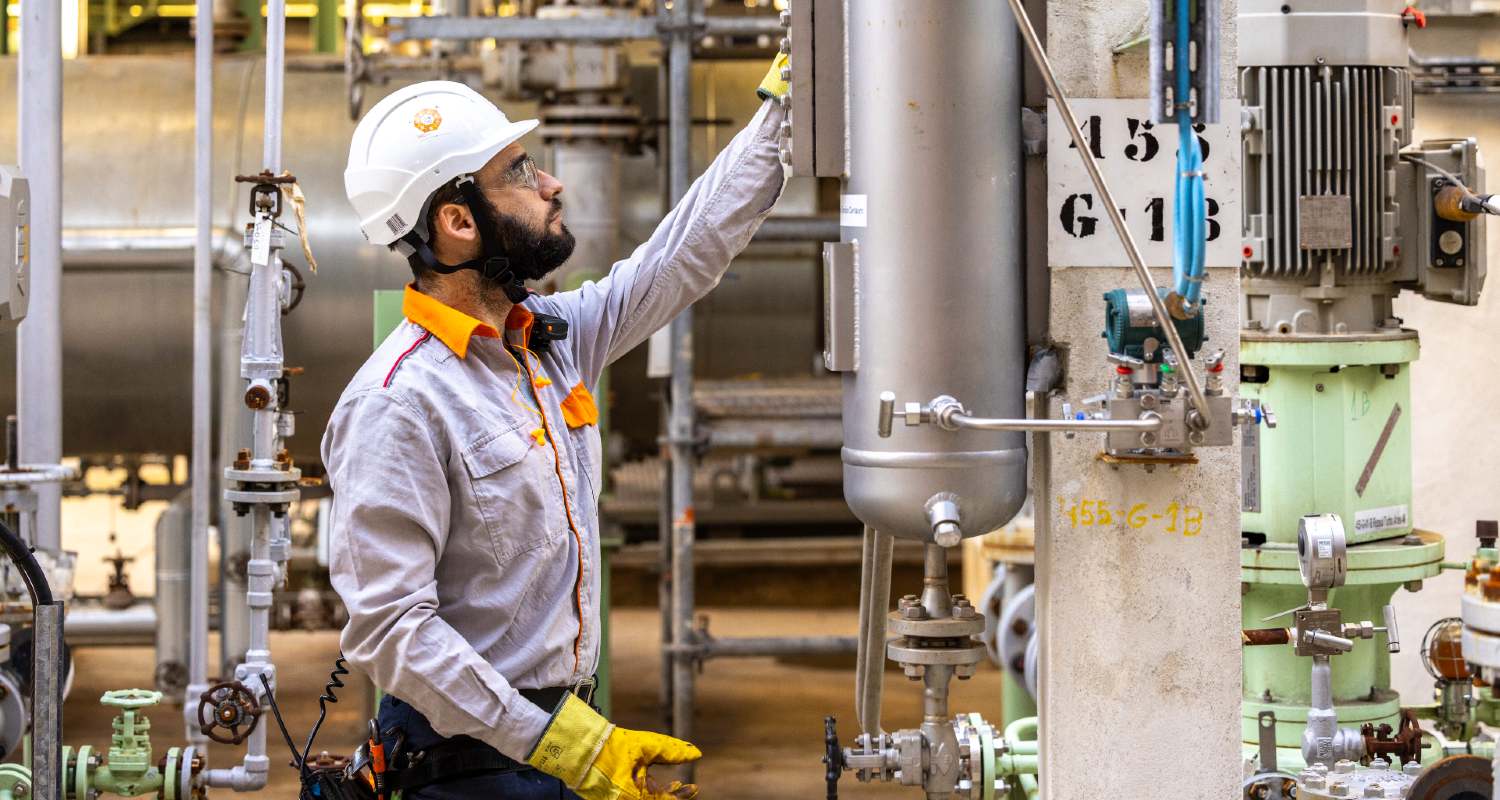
left=377, top=695, right=583, bottom=800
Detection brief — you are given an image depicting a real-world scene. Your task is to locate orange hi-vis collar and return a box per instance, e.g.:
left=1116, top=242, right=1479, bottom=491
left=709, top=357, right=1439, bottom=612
left=402, top=284, right=537, bottom=358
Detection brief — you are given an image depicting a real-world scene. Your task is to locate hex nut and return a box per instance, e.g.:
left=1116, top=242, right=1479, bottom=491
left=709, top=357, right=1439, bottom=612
left=903, top=664, right=925, bottom=680
left=903, top=402, right=925, bottom=426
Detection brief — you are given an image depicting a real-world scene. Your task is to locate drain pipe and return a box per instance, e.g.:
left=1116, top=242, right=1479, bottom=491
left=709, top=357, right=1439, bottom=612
left=185, top=0, right=215, bottom=749
left=205, top=0, right=293, bottom=790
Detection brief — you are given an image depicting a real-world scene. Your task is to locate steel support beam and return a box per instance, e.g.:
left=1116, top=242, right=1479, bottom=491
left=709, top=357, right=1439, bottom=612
left=666, top=0, right=697, bottom=758
left=18, top=0, right=64, bottom=554
left=389, top=13, right=781, bottom=43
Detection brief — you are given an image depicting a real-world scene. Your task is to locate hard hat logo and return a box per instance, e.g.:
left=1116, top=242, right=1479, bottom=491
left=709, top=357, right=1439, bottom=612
left=412, top=107, right=443, bottom=134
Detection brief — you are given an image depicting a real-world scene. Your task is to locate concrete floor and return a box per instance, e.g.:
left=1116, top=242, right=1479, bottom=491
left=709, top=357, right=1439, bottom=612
left=64, top=607, right=1005, bottom=798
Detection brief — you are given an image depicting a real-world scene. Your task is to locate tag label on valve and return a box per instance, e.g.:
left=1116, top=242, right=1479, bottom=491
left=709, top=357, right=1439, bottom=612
left=1046, top=98, right=1241, bottom=268
left=249, top=216, right=272, bottom=267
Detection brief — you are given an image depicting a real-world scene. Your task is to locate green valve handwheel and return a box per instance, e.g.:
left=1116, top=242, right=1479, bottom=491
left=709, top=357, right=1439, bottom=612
left=100, top=689, right=163, bottom=709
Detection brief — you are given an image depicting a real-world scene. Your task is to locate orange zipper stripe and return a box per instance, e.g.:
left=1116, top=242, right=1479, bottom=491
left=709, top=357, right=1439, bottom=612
left=515, top=347, right=587, bottom=675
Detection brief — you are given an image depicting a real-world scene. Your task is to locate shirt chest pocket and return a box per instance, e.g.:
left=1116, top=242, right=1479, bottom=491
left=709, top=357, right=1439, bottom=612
left=460, top=425, right=568, bottom=561
left=559, top=382, right=603, bottom=500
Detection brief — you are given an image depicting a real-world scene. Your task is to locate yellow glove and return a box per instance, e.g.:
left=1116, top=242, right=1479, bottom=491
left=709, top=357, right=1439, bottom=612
left=756, top=51, right=790, bottom=101
left=528, top=694, right=701, bottom=800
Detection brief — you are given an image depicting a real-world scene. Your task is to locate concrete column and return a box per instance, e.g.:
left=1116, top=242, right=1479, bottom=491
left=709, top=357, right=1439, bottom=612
left=1036, top=1, right=1242, bottom=797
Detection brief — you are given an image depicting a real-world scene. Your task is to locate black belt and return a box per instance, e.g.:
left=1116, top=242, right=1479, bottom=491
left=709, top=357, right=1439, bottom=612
left=520, top=675, right=598, bottom=713
left=390, top=678, right=598, bottom=793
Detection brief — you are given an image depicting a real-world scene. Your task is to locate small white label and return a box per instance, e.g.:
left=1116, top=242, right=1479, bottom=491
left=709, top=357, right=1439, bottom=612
left=1317, top=539, right=1332, bottom=558
left=840, top=194, right=868, bottom=228
left=1354, top=505, right=1410, bottom=535
left=249, top=217, right=272, bottom=267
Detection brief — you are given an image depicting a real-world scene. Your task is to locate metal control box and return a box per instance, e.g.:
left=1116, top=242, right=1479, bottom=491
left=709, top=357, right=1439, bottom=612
left=1396, top=138, right=1488, bottom=306
left=0, top=166, right=28, bottom=333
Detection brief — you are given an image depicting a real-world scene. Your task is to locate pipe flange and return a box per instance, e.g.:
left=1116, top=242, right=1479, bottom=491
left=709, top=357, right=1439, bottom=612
left=181, top=746, right=203, bottom=800
left=0, top=763, right=31, bottom=799
left=0, top=668, right=28, bottom=760
left=887, top=613, right=985, bottom=638
left=224, top=466, right=301, bottom=485
left=887, top=639, right=986, bottom=666
left=995, top=584, right=1035, bottom=686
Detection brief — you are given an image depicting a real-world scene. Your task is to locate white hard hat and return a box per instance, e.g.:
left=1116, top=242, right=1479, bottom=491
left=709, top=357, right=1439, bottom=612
left=344, top=80, right=538, bottom=246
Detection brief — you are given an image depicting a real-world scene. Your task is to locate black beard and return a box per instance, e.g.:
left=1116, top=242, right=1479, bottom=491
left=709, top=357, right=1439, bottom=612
left=480, top=196, right=576, bottom=283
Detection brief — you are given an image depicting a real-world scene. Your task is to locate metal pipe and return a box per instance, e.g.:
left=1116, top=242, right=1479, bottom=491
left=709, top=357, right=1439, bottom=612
left=64, top=604, right=159, bottom=646
left=856, top=527, right=893, bottom=738
left=208, top=0, right=286, bottom=789
left=855, top=527, right=874, bottom=731
left=1026, top=390, right=1051, bottom=787
left=31, top=603, right=64, bottom=800
left=681, top=636, right=858, bottom=657
left=749, top=215, right=839, bottom=243
left=920, top=543, right=951, bottom=619
left=947, top=412, right=1163, bottom=433
left=61, top=227, right=244, bottom=269
left=18, top=0, right=64, bottom=553
left=187, top=0, right=215, bottom=746
left=388, top=13, right=782, bottom=43
left=666, top=0, right=697, bottom=753
left=999, top=0, right=1212, bottom=428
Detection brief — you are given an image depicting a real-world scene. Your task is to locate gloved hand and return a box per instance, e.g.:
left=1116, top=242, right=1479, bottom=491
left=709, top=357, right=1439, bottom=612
left=528, top=694, right=701, bottom=800
left=756, top=51, right=790, bottom=101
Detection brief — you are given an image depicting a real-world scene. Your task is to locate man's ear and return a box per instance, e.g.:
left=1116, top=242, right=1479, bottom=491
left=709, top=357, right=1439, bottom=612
left=433, top=202, right=478, bottom=243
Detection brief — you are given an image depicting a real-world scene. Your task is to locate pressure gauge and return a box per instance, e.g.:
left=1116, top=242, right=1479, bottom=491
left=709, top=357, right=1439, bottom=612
left=1298, top=514, right=1347, bottom=590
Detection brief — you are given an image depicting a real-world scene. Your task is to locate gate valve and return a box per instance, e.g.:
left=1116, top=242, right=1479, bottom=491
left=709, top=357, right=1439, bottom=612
left=822, top=716, right=845, bottom=800
left=197, top=680, right=263, bottom=745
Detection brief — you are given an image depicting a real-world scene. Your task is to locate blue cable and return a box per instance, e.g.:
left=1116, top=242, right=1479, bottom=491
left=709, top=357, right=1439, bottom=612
left=1171, top=0, right=1207, bottom=311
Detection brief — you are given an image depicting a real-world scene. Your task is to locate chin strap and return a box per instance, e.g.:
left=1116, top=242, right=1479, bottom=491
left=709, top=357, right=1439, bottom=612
left=398, top=174, right=529, bottom=304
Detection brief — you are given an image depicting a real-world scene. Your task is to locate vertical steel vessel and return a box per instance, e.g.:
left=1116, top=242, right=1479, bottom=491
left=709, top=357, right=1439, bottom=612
left=840, top=0, right=1027, bottom=542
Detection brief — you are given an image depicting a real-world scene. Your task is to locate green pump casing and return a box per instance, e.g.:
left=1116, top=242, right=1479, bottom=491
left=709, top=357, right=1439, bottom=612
left=1102, top=288, right=1206, bottom=359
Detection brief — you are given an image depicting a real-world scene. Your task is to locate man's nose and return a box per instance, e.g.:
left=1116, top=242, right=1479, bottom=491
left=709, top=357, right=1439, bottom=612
left=538, top=170, right=564, bottom=201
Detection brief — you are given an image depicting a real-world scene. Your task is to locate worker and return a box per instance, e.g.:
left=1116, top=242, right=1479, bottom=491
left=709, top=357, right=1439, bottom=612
left=325, top=53, right=790, bottom=800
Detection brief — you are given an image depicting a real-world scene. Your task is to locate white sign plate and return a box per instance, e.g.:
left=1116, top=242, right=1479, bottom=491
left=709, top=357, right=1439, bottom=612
left=840, top=194, right=868, bottom=228
left=1354, top=505, right=1410, bottom=536
left=1047, top=98, right=1241, bottom=268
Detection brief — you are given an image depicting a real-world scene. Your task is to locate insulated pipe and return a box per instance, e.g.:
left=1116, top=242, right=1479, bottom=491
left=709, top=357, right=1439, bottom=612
left=18, top=0, right=64, bottom=553
left=666, top=0, right=697, bottom=753
left=187, top=0, right=215, bottom=747
left=64, top=604, right=159, bottom=647
left=154, top=495, right=191, bottom=690
left=550, top=140, right=621, bottom=291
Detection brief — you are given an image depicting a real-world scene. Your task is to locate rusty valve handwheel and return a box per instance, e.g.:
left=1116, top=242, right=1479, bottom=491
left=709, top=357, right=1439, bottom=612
left=197, top=680, right=263, bottom=746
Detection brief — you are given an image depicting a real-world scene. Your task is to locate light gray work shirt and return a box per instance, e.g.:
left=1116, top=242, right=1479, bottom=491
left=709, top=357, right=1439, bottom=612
left=324, top=100, right=786, bottom=760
